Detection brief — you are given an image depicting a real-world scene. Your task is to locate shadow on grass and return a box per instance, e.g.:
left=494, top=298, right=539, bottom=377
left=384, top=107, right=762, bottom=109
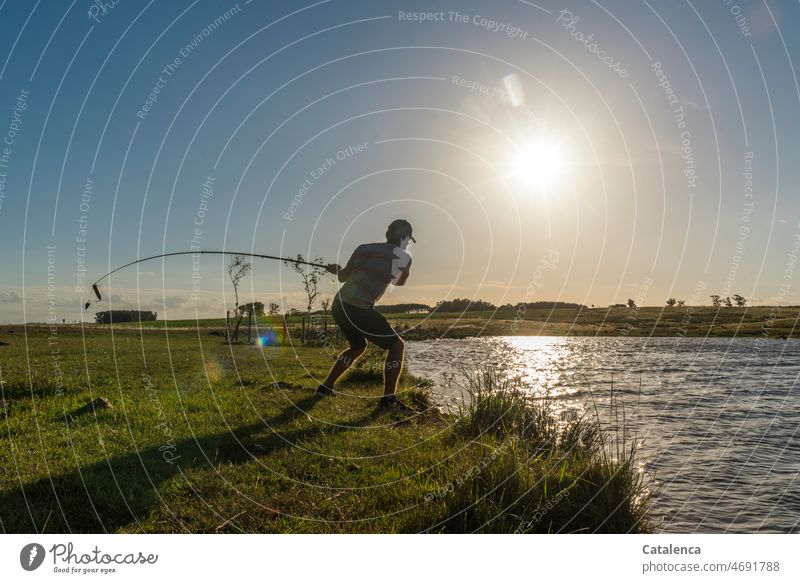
left=0, top=394, right=382, bottom=533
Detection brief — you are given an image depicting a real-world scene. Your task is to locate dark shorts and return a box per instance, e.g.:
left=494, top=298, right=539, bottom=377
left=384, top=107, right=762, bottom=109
left=332, top=297, right=400, bottom=350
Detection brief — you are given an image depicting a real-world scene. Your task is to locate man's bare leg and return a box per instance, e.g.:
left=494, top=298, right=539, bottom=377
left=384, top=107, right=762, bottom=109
left=321, top=344, right=366, bottom=391
left=383, top=338, right=405, bottom=397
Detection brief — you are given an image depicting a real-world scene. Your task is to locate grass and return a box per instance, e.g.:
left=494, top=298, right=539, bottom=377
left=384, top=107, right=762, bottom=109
left=0, top=325, right=654, bottom=533
left=438, top=370, right=653, bottom=533
left=92, top=305, right=800, bottom=339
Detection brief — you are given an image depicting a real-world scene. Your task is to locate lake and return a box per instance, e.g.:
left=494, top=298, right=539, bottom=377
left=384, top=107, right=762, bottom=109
left=406, top=336, right=800, bottom=533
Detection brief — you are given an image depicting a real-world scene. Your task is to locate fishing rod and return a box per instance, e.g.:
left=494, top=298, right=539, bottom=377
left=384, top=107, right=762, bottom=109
left=84, top=250, right=327, bottom=310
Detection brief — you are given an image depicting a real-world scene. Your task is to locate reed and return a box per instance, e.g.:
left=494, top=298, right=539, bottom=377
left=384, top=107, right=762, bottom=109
left=433, top=369, right=655, bottom=533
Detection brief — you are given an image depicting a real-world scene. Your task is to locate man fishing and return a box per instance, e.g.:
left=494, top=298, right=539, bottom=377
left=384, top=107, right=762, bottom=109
left=317, top=219, right=415, bottom=408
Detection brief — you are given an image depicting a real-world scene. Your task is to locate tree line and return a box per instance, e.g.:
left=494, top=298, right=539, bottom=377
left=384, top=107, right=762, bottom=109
left=624, top=295, right=748, bottom=309
left=95, top=310, right=157, bottom=324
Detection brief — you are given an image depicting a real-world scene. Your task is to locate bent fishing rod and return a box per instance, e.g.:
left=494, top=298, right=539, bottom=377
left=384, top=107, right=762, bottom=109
left=85, top=250, right=327, bottom=310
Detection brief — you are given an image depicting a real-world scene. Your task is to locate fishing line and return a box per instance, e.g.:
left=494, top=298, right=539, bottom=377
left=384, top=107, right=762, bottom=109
left=85, top=250, right=326, bottom=309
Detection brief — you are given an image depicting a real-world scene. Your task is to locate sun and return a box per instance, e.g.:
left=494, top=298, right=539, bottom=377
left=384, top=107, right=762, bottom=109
left=510, top=138, right=566, bottom=189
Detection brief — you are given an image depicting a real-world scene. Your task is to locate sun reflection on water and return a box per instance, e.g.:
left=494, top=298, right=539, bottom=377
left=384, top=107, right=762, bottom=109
left=406, top=336, right=800, bottom=532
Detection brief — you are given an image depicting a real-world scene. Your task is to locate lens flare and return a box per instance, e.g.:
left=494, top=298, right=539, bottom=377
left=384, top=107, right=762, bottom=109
left=256, top=329, right=279, bottom=348
left=203, top=357, right=223, bottom=383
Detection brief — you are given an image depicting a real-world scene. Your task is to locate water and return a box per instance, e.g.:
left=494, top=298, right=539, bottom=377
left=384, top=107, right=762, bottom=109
left=406, top=336, right=800, bottom=533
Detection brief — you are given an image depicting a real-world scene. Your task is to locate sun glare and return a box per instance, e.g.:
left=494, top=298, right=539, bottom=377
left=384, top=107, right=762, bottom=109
left=511, top=139, right=566, bottom=189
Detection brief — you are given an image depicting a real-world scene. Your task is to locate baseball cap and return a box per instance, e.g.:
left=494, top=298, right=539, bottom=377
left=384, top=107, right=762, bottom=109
left=387, top=219, right=416, bottom=243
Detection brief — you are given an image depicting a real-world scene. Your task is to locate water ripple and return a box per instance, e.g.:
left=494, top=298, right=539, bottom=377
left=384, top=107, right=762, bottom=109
left=407, top=336, right=800, bottom=533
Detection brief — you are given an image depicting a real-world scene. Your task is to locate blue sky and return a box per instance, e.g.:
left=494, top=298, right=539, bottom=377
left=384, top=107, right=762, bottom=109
left=1, top=0, right=798, bottom=323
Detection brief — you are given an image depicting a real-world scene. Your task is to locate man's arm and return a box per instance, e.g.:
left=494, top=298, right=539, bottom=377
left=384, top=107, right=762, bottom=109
left=326, top=248, right=358, bottom=282
left=392, top=257, right=412, bottom=286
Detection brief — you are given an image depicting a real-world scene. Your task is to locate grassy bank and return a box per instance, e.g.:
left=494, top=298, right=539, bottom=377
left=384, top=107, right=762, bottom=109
left=0, top=326, right=653, bottom=533
left=91, top=305, right=800, bottom=339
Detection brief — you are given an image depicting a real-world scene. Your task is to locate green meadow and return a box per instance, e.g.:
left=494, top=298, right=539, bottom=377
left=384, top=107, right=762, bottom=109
left=108, top=305, right=800, bottom=338
left=0, top=325, right=653, bottom=533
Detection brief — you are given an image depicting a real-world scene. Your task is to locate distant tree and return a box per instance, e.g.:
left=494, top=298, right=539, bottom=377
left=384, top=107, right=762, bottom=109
left=433, top=298, right=497, bottom=313
left=723, top=296, right=733, bottom=308
left=710, top=294, right=722, bottom=308
left=732, top=294, right=747, bottom=307
left=239, top=301, right=264, bottom=317
left=627, top=298, right=637, bottom=309
left=676, top=299, right=686, bottom=307
left=227, top=255, right=251, bottom=341
left=516, top=301, right=587, bottom=310
left=665, top=297, right=677, bottom=307
left=267, top=302, right=280, bottom=317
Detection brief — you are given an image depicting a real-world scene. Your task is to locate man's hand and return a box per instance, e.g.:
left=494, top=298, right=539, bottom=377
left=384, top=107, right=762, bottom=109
left=325, top=263, right=342, bottom=275
left=391, top=255, right=412, bottom=286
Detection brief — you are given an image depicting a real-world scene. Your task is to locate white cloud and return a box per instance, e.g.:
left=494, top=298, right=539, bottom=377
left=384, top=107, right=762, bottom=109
left=0, top=291, right=23, bottom=303
left=161, top=296, right=186, bottom=309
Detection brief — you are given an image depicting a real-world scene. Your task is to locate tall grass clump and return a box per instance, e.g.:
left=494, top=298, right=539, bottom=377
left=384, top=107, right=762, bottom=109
left=453, top=369, right=560, bottom=452
left=433, top=369, right=655, bottom=533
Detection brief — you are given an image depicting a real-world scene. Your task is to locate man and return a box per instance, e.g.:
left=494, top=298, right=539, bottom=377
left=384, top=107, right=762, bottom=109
left=318, top=219, right=415, bottom=408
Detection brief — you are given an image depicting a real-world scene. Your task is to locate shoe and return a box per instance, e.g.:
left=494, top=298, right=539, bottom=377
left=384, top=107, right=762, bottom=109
left=378, top=395, right=413, bottom=412
left=316, top=384, right=336, bottom=397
